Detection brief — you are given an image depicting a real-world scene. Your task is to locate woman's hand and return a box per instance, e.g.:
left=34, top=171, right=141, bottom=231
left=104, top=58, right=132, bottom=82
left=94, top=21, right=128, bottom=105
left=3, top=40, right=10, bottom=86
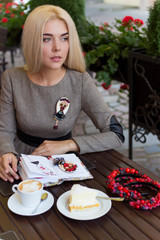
left=31, top=139, right=79, bottom=156
left=0, top=153, right=19, bottom=182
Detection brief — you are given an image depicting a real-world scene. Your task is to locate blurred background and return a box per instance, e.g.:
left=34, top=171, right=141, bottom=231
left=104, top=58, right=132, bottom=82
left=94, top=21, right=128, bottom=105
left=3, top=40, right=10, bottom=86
left=0, top=0, right=160, bottom=176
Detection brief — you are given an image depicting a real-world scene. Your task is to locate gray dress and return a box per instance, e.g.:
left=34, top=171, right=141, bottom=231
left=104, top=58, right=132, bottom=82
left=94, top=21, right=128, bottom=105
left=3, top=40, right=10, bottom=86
left=0, top=67, right=122, bottom=156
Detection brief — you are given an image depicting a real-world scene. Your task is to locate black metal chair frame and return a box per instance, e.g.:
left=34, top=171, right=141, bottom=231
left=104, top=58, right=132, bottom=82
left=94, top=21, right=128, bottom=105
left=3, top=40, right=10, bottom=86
left=128, top=49, right=160, bottom=159
left=0, top=26, right=8, bottom=88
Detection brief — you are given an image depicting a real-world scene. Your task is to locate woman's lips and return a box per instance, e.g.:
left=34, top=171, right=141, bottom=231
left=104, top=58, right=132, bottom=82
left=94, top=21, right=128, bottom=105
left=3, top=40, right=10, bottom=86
left=50, top=56, right=62, bottom=62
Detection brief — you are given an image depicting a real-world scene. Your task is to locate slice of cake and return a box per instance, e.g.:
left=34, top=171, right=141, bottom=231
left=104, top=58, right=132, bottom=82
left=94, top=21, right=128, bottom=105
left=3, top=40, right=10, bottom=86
left=69, top=184, right=99, bottom=211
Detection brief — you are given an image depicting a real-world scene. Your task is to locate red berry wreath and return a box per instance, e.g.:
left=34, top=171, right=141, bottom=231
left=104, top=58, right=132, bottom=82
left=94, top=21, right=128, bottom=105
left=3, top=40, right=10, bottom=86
left=106, top=168, right=160, bottom=210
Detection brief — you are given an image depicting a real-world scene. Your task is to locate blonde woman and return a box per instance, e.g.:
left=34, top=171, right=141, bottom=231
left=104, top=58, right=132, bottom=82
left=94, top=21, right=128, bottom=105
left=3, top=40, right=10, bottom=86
left=0, top=5, right=124, bottom=182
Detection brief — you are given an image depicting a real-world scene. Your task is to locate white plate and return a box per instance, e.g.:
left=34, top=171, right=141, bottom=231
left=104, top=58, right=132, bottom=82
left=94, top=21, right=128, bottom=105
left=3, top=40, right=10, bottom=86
left=7, top=190, right=54, bottom=216
left=57, top=189, right=112, bottom=220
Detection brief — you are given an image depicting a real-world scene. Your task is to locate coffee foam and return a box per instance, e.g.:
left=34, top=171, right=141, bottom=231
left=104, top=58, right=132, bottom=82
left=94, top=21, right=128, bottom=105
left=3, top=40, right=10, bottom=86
left=19, top=180, right=42, bottom=193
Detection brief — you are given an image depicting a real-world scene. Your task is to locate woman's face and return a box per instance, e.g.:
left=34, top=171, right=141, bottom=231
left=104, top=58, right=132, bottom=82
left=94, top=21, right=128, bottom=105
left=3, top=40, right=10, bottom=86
left=42, top=19, right=69, bottom=71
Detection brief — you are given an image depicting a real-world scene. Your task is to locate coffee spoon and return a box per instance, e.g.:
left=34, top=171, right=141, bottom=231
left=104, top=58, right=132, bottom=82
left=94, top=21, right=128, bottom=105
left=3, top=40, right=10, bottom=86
left=97, top=196, right=124, bottom=201
left=32, top=192, right=48, bottom=213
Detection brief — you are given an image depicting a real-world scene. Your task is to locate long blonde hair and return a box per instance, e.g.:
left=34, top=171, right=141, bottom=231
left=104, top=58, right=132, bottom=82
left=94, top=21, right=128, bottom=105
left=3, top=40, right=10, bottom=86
left=22, top=5, right=86, bottom=73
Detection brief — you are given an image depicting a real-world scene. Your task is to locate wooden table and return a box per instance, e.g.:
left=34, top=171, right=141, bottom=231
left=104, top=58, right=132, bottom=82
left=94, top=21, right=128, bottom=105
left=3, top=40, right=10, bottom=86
left=0, top=150, right=160, bottom=240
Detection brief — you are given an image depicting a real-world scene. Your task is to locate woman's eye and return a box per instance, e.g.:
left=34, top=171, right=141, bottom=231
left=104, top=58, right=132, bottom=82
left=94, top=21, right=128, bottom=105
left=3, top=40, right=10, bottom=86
left=43, top=38, right=51, bottom=42
left=61, top=37, right=68, bottom=42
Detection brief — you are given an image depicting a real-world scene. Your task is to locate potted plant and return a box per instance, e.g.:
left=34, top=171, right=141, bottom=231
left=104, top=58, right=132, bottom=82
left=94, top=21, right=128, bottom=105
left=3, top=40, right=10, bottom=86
left=128, top=0, right=160, bottom=158
left=79, top=16, right=146, bottom=88
left=0, top=0, right=29, bottom=47
left=146, top=0, right=160, bottom=57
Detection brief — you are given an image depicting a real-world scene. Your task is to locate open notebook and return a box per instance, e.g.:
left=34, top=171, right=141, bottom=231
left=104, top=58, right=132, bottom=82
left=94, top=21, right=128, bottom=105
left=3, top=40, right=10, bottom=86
left=19, top=153, right=93, bottom=187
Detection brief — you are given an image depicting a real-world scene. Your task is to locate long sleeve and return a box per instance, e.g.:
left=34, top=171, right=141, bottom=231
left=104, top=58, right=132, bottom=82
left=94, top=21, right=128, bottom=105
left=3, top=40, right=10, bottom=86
left=72, top=72, right=124, bottom=154
left=0, top=70, right=18, bottom=156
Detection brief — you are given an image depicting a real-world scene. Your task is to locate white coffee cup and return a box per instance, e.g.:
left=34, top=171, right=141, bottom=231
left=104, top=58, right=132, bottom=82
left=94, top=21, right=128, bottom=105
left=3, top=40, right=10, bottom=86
left=12, top=179, right=43, bottom=208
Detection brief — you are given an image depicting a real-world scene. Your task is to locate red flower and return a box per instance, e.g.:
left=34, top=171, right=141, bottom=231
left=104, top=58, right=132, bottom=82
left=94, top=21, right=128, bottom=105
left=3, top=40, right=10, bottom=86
left=104, top=22, right=108, bottom=27
left=5, top=3, right=14, bottom=9
left=99, top=26, right=104, bottom=31
left=101, top=83, right=111, bottom=90
left=122, top=16, right=134, bottom=25
left=0, top=4, right=3, bottom=8
left=120, top=84, right=129, bottom=90
left=5, top=10, right=10, bottom=14
left=1, top=17, right=8, bottom=23
left=5, top=2, right=18, bottom=9
left=20, top=12, right=25, bottom=16
left=134, top=19, right=144, bottom=27
left=10, top=14, right=15, bottom=18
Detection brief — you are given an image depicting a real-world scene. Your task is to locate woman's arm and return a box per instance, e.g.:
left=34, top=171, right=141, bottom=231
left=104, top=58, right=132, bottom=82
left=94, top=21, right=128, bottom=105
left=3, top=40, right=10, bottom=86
left=0, top=71, right=20, bottom=182
left=0, top=70, right=18, bottom=157
left=71, top=72, right=125, bottom=154
left=31, top=139, right=80, bottom=156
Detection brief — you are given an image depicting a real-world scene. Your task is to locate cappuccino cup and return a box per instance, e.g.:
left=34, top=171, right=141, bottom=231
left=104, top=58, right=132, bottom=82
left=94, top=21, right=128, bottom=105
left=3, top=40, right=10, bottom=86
left=12, top=179, right=43, bottom=208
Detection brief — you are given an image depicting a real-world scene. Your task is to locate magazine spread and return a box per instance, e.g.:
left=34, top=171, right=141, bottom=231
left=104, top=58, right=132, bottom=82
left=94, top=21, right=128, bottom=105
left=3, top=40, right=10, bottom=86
left=19, top=153, right=93, bottom=186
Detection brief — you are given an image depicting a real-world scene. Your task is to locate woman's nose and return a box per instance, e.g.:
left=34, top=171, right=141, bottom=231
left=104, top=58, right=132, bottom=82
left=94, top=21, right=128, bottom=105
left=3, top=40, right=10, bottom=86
left=52, top=39, right=60, bottom=52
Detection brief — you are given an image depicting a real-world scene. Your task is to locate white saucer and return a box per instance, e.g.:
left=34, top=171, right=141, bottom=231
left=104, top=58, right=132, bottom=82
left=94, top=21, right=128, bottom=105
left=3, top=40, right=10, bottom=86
left=7, top=190, right=54, bottom=216
left=57, top=189, right=112, bottom=220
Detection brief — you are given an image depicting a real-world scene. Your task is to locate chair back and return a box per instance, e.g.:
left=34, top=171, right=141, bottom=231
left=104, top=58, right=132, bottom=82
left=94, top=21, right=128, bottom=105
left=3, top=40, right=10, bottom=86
left=0, top=26, right=8, bottom=52
left=0, top=26, right=8, bottom=87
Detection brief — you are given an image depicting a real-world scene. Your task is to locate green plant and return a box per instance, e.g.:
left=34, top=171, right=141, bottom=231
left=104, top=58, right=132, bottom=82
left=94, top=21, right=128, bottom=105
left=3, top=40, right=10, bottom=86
left=0, top=0, right=29, bottom=47
left=28, top=0, right=85, bottom=28
left=146, top=0, right=160, bottom=57
left=80, top=16, right=147, bottom=86
left=0, top=0, right=13, bottom=3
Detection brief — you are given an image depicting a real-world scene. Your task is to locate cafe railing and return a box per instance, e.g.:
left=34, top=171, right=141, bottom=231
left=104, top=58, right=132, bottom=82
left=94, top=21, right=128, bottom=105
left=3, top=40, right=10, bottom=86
left=128, top=49, right=160, bottom=159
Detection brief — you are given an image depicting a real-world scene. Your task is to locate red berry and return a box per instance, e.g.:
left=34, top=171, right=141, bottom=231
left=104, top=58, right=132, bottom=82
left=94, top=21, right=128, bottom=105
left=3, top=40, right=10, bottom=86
left=129, top=201, right=134, bottom=206
left=137, top=193, right=141, bottom=197
left=131, top=169, right=136, bottom=174
left=123, top=188, right=129, bottom=193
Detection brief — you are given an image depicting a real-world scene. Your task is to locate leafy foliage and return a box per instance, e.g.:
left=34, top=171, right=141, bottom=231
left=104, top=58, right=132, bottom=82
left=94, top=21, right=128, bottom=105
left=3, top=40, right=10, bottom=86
left=28, top=0, right=85, bottom=28
left=0, top=1, right=29, bottom=47
left=80, top=17, right=147, bottom=85
left=146, top=0, right=160, bottom=57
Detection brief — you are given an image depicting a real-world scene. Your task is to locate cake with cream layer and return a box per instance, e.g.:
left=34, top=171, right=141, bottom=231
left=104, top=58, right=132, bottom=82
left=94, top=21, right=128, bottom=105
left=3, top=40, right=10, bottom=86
left=69, top=184, right=99, bottom=211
